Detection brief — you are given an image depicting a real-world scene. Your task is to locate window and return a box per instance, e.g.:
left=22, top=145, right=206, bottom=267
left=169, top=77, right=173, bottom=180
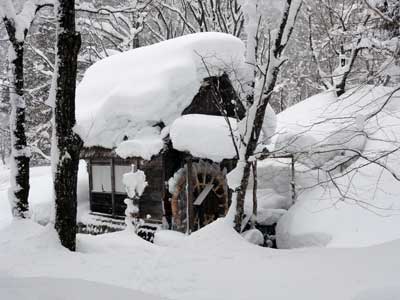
left=114, top=165, right=133, bottom=193
left=92, top=165, right=112, bottom=192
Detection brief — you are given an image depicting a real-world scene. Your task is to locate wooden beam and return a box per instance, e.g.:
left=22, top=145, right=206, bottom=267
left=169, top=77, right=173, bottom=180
left=110, top=158, right=116, bottom=216
left=186, top=157, right=194, bottom=234
left=88, top=159, right=93, bottom=211
left=193, top=183, right=213, bottom=206
left=291, top=156, right=296, bottom=202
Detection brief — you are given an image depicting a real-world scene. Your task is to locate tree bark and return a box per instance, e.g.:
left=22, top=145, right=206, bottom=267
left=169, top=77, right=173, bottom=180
left=4, top=20, right=30, bottom=218
left=53, top=0, right=82, bottom=251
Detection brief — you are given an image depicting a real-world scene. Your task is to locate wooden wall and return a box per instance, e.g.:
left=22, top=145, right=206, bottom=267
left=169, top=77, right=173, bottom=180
left=88, top=155, right=165, bottom=222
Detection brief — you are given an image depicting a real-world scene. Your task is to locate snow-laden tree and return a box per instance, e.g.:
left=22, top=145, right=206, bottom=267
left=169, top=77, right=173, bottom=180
left=0, top=0, right=54, bottom=218
left=304, top=0, right=400, bottom=96
left=227, top=0, right=303, bottom=232
left=50, top=0, right=82, bottom=251
left=76, top=0, right=149, bottom=59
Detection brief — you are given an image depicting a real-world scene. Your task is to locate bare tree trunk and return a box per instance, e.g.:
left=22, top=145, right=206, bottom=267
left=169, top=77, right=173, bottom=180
left=4, top=22, right=30, bottom=218
left=251, top=161, right=257, bottom=228
left=53, top=0, right=82, bottom=251
left=233, top=0, right=302, bottom=232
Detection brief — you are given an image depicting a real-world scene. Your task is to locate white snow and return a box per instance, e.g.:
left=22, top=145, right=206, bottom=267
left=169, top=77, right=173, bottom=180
left=1, top=218, right=400, bottom=300
left=0, top=277, right=165, bottom=300
left=261, top=104, right=277, bottom=144
left=0, top=161, right=90, bottom=229
left=241, top=228, right=264, bottom=245
left=75, top=32, right=246, bottom=160
left=170, top=114, right=239, bottom=162
left=115, top=127, right=164, bottom=161
left=272, top=84, right=400, bottom=248
left=122, top=169, right=147, bottom=199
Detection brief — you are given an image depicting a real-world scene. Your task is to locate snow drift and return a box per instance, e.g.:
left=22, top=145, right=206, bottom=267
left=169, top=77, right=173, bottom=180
left=271, top=85, right=400, bottom=248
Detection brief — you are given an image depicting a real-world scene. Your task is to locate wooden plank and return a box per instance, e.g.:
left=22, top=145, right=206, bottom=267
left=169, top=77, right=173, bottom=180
left=186, top=157, right=194, bottom=234
left=110, top=158, right=116, bottom=216
left=88, top=159, right=93, bottom=211
left=193, top=183, right=213, bottom=206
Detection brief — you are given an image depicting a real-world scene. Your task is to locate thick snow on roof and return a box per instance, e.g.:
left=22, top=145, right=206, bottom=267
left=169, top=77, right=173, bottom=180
left=75, top=32, right=246, bottom=159
left=169, top=105, right=277, bottom=162
left=170, top=114, right=238, bottom=162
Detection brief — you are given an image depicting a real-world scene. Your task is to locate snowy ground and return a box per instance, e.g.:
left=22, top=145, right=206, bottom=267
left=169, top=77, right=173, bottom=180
left=1, top=219, right=400, bottom=300
left=0, top=277, right=164, bottom=300
left=0, top=161, right=90, bottom=230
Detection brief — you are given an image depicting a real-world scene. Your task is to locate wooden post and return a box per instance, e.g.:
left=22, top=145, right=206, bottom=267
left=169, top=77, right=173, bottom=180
left=291, top=155, right=296, bottom=202
left=111, top=158, right=116, bottom=216
left=251, top=161, right=257, bottom=228
left=88, top=159, right=93, bottom=211
left=186, top=157, right=194, bottom=234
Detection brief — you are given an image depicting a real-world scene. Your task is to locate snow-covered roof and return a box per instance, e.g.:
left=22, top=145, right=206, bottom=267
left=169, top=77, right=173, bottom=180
left=170, top=114, right=239, bottom=162
left=75, top=32, right=246, bottom=160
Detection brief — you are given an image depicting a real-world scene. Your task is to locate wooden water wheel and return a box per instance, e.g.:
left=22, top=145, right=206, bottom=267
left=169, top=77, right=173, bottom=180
left=169, top=160, right=229, bottom=232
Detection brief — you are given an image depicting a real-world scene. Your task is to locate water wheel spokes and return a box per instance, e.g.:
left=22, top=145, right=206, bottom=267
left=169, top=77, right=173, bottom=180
left=169, top=160, right=229, bottom=232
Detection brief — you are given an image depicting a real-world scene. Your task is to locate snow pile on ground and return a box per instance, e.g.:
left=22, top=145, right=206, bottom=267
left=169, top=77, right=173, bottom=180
left=0, top=277, right=165, bottom=300
left=1, top=218, right=400, bottom=300
left=170, top=114, right=239, bottom=162
left=266, top=85, right=400, bottom=248
left=0, top=162, right=90, bottom=230
left=75, top=32, right=246, bottom=160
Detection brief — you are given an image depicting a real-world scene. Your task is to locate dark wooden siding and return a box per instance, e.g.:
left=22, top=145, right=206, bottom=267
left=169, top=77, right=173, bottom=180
left=91, top=192, right=112, bottom=215
left=182, top=74, right=245, bottom=119
left=139, top=155, right=164, bottom=220
left=89, top=156, right=164, bottom=221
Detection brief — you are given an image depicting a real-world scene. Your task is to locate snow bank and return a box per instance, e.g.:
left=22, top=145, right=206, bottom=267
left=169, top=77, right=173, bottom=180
left=170, top=114, right=239, bottom=162
left=0, top=277, right=165, bottom=300
left=274, top=86, right=397, bottom=169
left=352, top=286, right=400, bottom=300
left=75, top=32, right=246, bottom=160
left=0, top=161, right=90, bottom=230
left=2, top=218, right=400, bottom=300
left=274, top=85, right=400, bottom=248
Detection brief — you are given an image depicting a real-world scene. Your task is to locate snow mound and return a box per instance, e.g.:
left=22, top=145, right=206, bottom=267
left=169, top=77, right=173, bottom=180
left=241, top=228, right=264, bottom=245
left=170, top=114, right=239, bottom=162
left=75, top=32, right=246, bottom=159
left=2, top=216, right=400, bottom=300
left=274, top=85, right=398, bottom=169
left=0, top=277, right=165, bottom=300
left=153, top=229, right=186, bottom=248
left=0, top=162, right=90, bottom=230
left=274, top=85, right=400, bottom=248
left=352, top=286, right=400, bottom=300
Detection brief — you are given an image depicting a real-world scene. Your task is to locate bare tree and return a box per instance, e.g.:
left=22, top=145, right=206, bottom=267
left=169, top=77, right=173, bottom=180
left=230, top=0, right=303, bottom=232
left=0, top=0, right=53, bottom=218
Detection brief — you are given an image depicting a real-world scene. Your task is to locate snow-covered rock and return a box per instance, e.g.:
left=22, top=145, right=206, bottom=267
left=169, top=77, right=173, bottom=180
left=241, top=228, right=264, bottom=245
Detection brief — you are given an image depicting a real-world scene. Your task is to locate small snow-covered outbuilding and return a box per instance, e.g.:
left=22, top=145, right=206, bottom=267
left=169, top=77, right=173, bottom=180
left=75, top=33, right=247, bottom=232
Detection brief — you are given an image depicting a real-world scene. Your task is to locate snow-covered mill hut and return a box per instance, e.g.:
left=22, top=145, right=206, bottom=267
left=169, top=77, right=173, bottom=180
left=75, top=33, right=247, bottom=232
